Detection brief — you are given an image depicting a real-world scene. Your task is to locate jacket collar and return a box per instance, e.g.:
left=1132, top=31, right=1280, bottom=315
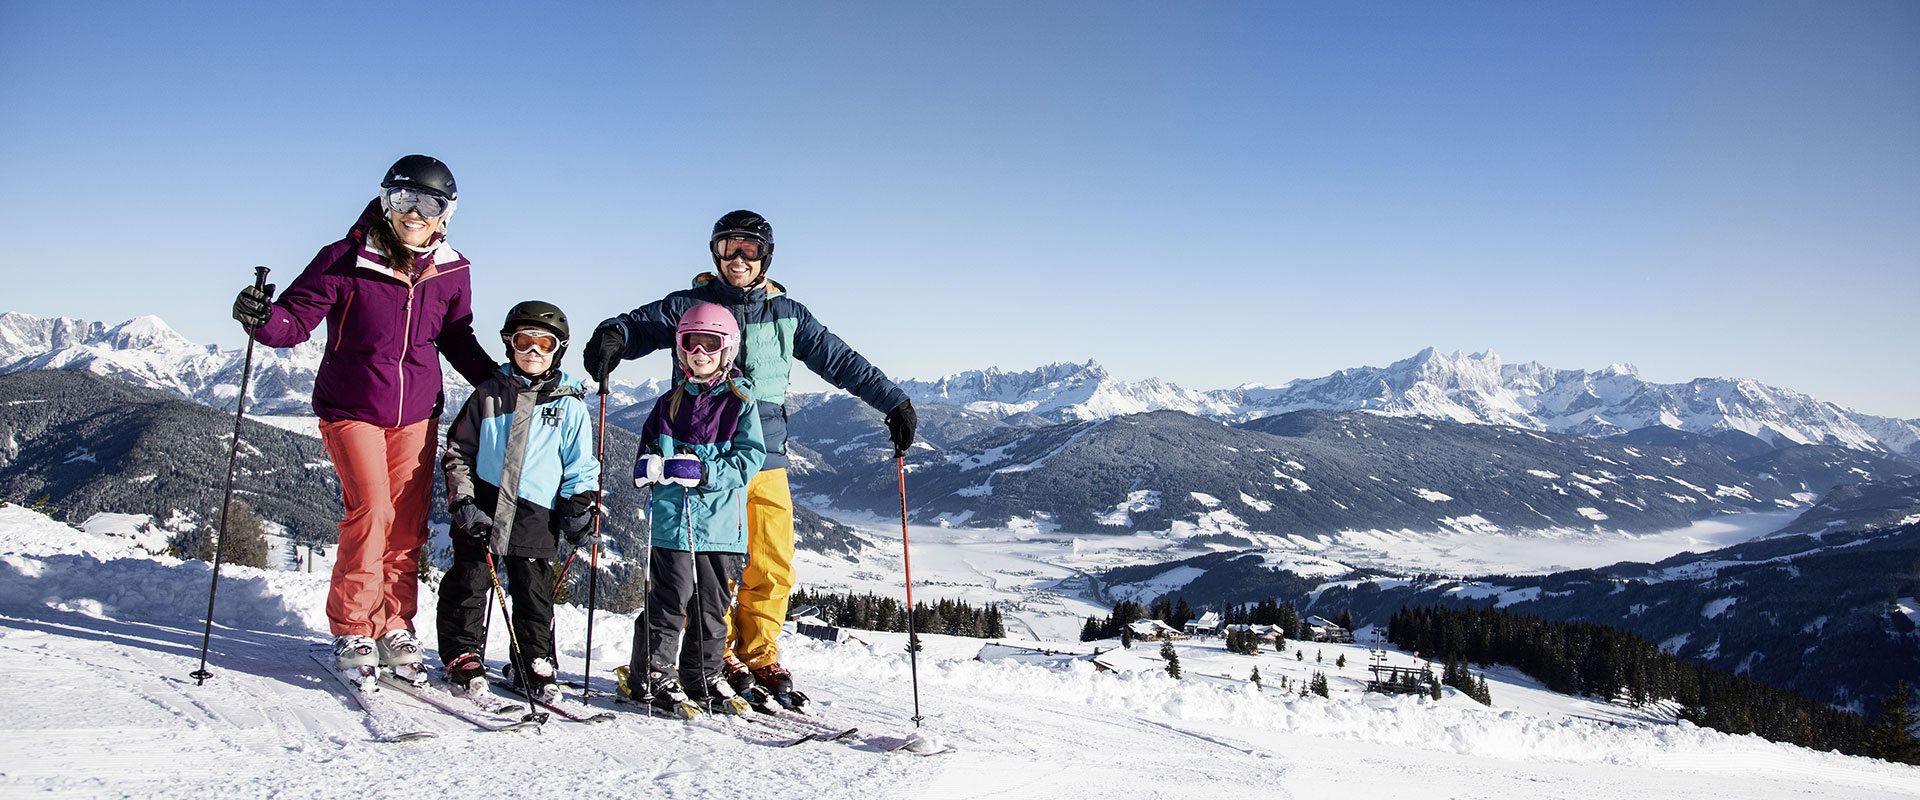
left=692, top=272, right=785, bottom=304
left=495, top=363, right=587, bottom=399
left=350, top=199, right=467, bottom=283
left=680, top=365, right=747, bottom=396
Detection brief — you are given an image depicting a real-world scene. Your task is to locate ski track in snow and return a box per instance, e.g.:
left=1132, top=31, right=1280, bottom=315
left=0, top=505, right=1916, bottom=798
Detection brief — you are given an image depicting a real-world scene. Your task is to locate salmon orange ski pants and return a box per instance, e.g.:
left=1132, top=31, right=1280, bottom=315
left=319, top=418, right=434, bottom=638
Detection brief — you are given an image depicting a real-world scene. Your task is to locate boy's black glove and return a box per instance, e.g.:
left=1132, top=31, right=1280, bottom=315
left=231, top=282, right=276, bottom=329
left=583, top=324, right=626, bottom=385
left=559, top=491, right=599, bottom=547
left=885, top=400, right=917, bottom=457
left=450, top=498, right=493, bottom=540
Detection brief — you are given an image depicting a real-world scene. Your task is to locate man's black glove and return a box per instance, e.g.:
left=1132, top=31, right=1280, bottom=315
left=231, top=283, right=276, bottom=329
left=885, top=400, right=917, bottom=457
left=583, top=324, right=626, bottom=385
left=559, top=491, right=599, bottom=547
left=450, top=498, right=493, bottom=540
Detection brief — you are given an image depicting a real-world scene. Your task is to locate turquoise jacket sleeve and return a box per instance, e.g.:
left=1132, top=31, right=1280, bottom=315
left=557, top=395, right=602, bottom=497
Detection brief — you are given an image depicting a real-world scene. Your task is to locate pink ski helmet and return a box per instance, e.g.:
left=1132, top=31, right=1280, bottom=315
left=674, top=303, right=740, bottom=375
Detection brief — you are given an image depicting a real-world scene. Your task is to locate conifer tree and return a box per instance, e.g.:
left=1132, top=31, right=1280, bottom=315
left=1867, top=682, right=1920, bottom=765
left=198, top=499, right=269, bottom=569
left=1161, top=639, right=1181, bottom=679
left=1310, top=671, right=1329, bottom=697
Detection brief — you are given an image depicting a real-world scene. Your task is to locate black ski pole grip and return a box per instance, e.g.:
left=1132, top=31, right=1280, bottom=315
left=252, top=265, right=270, bottom=290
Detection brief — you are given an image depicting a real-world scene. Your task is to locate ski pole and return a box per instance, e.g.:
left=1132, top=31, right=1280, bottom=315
left=191, top=265, right=269, bottom=686
left=897, top=455, right=923, bottom=728
left=581, top=386, right=607, bottom=699
left=484, top=551, right=550, bottom=724
left=635, top=484, right=652, bottom=702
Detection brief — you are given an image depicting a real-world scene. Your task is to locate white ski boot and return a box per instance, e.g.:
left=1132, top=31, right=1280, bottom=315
left=332, top=635, right=379, bottom=691
left=377, top=630, right=429, bottom=686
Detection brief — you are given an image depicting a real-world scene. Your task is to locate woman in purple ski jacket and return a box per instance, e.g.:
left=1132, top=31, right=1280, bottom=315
left=230, top=155, right=495, bottom=682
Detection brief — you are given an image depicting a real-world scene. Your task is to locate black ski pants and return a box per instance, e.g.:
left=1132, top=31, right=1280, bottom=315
left=436, top=538, right=555, bottom=668
left=633, top=548, right=743, bottom=687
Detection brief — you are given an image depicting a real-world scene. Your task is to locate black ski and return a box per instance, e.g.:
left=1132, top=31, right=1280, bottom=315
left=306, top=649, right=436, bottom=743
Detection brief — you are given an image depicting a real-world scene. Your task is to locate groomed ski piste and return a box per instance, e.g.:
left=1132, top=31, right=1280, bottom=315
left=2, top=503, right=1916, bottom=799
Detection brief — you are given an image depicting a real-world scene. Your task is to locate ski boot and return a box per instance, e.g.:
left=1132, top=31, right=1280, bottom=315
left=648, top=670, right=700, bottom=719
left=503, top=657, right=561, bottom=704
left=332, top=634, right=379, bottom=691
left=376, top=630, right=430, bottom=686
left=444, top=652, right=488, bottom=696
left=614, top=665, right=700, bottom=720
left=723, top=655, right=757, bottom=695
left=685, top=671, right=750, bottom=716
left=751, top=662, right=810, bottom=711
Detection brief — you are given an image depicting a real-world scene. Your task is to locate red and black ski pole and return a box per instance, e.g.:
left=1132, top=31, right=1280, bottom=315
left=897, top=454, right=924, bottom=728
left=191, top=265, right=268, bottom=686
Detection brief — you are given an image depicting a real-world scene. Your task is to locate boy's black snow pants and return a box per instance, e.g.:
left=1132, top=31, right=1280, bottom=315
left=436, top=538, right=555, bottom=667
left=634, top=548, right=743, bottom=687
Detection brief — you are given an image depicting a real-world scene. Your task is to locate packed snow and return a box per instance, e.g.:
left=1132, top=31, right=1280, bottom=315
left=1, top=503, right=1914, bottom=798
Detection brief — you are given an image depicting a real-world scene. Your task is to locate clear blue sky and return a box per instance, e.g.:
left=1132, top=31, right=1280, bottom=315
left=3, top=1, right=1916, bottom=416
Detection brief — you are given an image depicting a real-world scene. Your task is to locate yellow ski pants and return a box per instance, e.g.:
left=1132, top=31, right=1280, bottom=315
left=726, top=468, right=796, bottom=668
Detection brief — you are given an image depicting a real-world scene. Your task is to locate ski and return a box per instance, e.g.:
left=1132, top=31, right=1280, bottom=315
left=490, top=680, right=617, bottom=724
left=306, top=649, right=436, bottom=743
left=379, top=675, right=545, bottom=732
left=773, top=722, right=860, bottom=748
left=739, top=691, right=948, bottom=755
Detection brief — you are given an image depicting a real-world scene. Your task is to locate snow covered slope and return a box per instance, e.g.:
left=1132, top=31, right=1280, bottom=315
left=1, top=503, right=1915, bottom=798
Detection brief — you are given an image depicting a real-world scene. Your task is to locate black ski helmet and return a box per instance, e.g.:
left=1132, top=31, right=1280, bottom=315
left=502, top=300, right=569, bottom=340
left=711, top=209, right=774, bottom=273
left=382, top=154, right=458, bottom=200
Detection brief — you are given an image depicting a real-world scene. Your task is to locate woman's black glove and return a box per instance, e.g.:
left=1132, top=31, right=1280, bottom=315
left=231, top=283, right=276, bottom=329
left=885, top=400, right=917, bottom=457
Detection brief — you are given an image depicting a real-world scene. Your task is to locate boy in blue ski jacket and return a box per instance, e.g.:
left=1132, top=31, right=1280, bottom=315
left=438, top=301, right=601, bottom=704
left=622, top=302, right=766, bottom=717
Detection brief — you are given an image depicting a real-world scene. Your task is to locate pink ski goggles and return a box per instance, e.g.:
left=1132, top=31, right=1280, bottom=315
left=677, top=331, right=728, bottom=355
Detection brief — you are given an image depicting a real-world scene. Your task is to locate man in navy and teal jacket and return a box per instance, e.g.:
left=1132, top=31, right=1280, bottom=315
left=583, top=210, right=915, bottom=701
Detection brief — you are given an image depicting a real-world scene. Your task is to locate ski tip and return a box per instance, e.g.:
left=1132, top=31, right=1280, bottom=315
left=382, top=731, right=438, bottom=743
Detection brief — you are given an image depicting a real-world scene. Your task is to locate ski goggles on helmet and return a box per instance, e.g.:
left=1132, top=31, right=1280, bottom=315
left=711, top=236, right=767, bottom=262
left=382, top=186, right=451, bottom=219
left=677, top=331, right=728, bottom=356
left=505, top=329, right=564, bottom=355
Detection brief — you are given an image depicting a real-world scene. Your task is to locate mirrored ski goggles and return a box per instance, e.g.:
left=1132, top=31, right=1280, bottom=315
left=382, top=186, right=451, bottom=218
left=677, top=331, right=728, bottom=355
left=505, top=329, right=564, bottom=354
left=711, top=236, right=767, bottom=262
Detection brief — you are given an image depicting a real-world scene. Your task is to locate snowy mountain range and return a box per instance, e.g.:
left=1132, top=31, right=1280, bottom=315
left=901, top=351, right=1920, bottom=457
left=0, top=311, right=668, bottom=417
left=6, top=311, right=1915, bottom=458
